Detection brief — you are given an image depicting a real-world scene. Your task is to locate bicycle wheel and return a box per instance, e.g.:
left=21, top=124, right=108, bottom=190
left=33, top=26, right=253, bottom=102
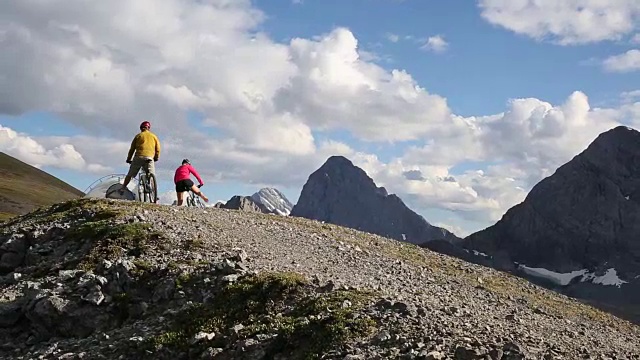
left=137, top=176, right=145, bottom=202
left=147, top=173, right=158, bottom=203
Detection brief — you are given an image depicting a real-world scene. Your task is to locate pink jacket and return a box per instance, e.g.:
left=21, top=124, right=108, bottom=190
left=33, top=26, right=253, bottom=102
left=174, top=164, right=203, bottom=185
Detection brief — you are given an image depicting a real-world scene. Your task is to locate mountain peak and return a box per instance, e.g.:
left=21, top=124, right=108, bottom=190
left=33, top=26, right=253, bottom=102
left=463, top=125, right=640, bottom=324
left=583, top=125, right=640, bottom=154
left=213, top=187, right=293, bottom=216
left=322, top=155, right=355, bottom=167
left=251, top=187, right=293, bottom=216
left=596, top=124, right=638, bottom=138
left=314, top=155, right=385, bottom=195
left=465, top=124, right=640, bottom=268
left=291, top=155, right=460, bottom=244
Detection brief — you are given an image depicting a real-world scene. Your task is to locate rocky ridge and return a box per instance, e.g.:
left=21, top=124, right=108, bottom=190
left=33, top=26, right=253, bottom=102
left=213, top=195, right=270, bottom=214
left=291, top=156, right=460, bottom=245
left=463, top=125, right=640, bottom=324
left=0, top=198, right=639, bottom=359
left=214, top=187, right=293, bottom=216
left=250, top=188, right=293, bottom=216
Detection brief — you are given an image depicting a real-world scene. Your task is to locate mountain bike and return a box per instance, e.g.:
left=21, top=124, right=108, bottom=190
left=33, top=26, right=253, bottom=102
left=186, top=184, right=205, bottom=208
left=137, top=159, right=158, bottom=204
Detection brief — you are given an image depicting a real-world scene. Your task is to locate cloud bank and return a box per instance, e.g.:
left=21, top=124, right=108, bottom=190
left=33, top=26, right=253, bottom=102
left=0, top=0, right=637, bottom=235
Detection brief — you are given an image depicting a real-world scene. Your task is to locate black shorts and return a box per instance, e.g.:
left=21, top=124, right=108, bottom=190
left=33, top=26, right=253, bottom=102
left=175, top=179, right=194, bottom=192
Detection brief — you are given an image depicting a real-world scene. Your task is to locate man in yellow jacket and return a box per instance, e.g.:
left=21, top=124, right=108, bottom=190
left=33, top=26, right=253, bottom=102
left=120, top=121, right=161, bottom=201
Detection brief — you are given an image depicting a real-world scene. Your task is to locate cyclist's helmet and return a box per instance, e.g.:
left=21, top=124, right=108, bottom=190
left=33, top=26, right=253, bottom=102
left=182, top=159, right=190, bottom=165
left=140, top=121, right=151, bottom=130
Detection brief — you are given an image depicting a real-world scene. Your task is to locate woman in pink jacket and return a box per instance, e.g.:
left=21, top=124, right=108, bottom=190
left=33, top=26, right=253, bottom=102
left=174, top=159, right=209, bottom=206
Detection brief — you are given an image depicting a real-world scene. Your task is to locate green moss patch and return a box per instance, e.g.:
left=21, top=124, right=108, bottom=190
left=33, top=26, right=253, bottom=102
left=133, top=259, right=154, bottom=272
left=2, top=198, right=124, bottom=229
left=74, top=221, right=163, bottom=271
left=145, top=271, right=377, bottom=359
left=175, top=272, right=192, bottom=290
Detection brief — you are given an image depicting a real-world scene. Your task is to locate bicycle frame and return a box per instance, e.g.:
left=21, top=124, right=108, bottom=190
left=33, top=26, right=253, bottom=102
left=185, top=184, right=205, bottom=208
left=136, top=159, right=158, bottom=203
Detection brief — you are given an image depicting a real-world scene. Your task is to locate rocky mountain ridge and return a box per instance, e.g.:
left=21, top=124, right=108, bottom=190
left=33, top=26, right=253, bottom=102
left=291, top=156, right=460, bottom=245
left=250, top=188, right=293, bottom=216
left=1, top=198, right=639, bottom=359
left=462, top=125, right=640, bottom=325
left=214, top=187, right=293, bottom=216
left=214, top=195, right=269, bottom=213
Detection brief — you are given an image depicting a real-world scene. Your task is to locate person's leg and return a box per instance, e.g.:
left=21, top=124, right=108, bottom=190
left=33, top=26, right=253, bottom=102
left=191, top=184, right=209, bottom=202
left=121, top=160, right=141, bottom=192
left=145, top=157, right=155, bottom=177
left=176, top=191, right=185, bottom=206
left=176, top=180, right=189, bottom=206
left=121, top=175, right=131, bottom=188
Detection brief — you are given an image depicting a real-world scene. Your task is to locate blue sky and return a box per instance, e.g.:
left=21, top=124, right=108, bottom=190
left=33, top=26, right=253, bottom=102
left=256, top=0, right=640, bottom=112
left=2, top=0, right=640, bottom=236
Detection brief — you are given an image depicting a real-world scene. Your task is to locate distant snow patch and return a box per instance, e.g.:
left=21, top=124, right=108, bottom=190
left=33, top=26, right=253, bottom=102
left=518, top=265, right=628, bottom=288
left=472, top=250, right=489, bottom=258
left=518, top=265, right=587, bottom=286
left=462, top=249, right=492, bottom=259
left=581, top=268, right=628, bottom=287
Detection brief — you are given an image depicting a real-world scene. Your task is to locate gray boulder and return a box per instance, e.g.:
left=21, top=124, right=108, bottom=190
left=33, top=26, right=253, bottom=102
left=0, top=234, right=28, bottom=273
left=25, top=295, right=110, bottom=340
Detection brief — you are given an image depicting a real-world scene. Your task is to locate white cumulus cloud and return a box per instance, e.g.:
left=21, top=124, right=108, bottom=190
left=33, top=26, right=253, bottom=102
left=478, top=0, right=640, bottom=45
left=385, top=33, right=400, bottom=43
left=421, top=35, right=448, bottom=53
left=0, top=125, right=105, bottom=172
left=603, top=50, right=640, bottom=72
left=1, top=0, right=639, bottom=234
left=362, top=91, right=624, bottom=223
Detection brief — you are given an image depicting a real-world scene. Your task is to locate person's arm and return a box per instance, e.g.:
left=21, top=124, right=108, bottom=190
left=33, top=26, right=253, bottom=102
left=154, top=134, right=160, bottom=161
left=126, top=136, right=137, bottom=162
left=189, top=165, right=204, bottom=185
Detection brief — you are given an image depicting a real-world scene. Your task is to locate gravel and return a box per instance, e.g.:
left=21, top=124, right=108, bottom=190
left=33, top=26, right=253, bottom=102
left=0, top=198, right=639, bottom=360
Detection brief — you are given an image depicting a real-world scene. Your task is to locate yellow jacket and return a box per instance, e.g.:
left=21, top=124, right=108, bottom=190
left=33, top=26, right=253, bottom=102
left=127, top=129, right=160, bottom=160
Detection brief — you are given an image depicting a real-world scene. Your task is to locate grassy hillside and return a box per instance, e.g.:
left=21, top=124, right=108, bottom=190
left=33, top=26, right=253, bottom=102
left=0, top=152, right=84, bottom=221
